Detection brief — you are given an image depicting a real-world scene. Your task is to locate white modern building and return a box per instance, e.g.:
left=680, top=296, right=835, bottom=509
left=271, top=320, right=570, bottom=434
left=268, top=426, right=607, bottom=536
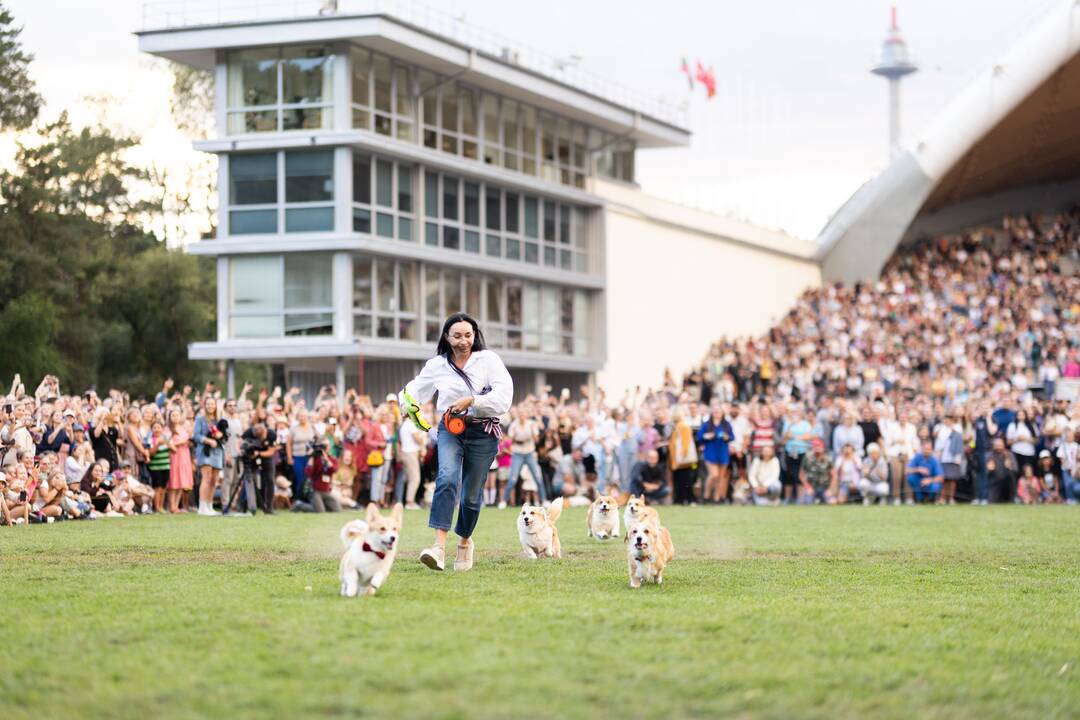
left=137, top=1, right=822, bottom=400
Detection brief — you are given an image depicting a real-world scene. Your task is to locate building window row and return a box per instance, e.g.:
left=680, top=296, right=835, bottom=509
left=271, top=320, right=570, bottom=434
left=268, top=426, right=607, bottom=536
left=226, top=43, right=636, bottom=187
left=353, top=256, right=589, bottom=356
left=227, top=253, right=590, bottom=357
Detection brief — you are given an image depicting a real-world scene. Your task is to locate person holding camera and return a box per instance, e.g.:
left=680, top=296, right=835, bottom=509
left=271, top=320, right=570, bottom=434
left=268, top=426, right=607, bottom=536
left=305, top=442, right=341, bottom=513
left=240, top=418, right=277, bottom=514
left=193, top=397, right=226, bottom=516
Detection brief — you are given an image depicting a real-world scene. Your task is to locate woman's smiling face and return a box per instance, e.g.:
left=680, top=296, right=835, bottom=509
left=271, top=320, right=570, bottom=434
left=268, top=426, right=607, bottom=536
left=447, top=321, right=474, bottom=355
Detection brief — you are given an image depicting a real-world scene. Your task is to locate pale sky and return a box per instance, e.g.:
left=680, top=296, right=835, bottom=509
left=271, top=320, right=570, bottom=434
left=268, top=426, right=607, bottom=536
left=2, top=0, right=1065, bottom=240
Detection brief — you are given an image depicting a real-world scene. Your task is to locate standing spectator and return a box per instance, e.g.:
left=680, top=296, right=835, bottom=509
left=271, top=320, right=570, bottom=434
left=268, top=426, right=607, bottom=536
left=907, top=440, right=944, bottom=504
left=193, top=397, right=225, bottom=516
left=1036, top=450, right=1061, bottom=503
left=969, top=403, right=997, bottom=506
left=933, top=413, right=965, bottom=505
left=780, top=405, right=814, bottom=505
left=166, top=409, right=193, bottom=513
left=287, top=408, right=316, bottom=503
left=146, top=419, right=170, bottom=514
left=697, top=404, right=733, bottom=504
left=669, top=407, right=698, bottom=505
left=1006, top=409, right=1038, bottom=474
left=91, top=406, right=120, bottom=471
left=155, top=378, right=174, bottom=409
left=832, top=414, right=865, bottom=458
left=396, top=415, right=425, bottom=509
left=501, top=405, right=546, bottom=508
left=882, top=408, right=919, bottom=505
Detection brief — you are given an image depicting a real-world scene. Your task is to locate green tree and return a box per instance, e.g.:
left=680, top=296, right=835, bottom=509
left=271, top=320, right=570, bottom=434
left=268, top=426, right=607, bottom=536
left=0, top=0, right=42, bottom=130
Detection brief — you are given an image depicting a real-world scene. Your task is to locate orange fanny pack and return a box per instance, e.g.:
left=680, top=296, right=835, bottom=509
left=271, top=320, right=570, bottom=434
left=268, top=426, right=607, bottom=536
left=443, top=410, right=468, bottom=435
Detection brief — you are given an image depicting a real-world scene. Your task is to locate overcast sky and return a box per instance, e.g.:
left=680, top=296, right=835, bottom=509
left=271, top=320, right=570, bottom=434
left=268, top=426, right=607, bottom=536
left=2, top=0, right=1064, bottom=239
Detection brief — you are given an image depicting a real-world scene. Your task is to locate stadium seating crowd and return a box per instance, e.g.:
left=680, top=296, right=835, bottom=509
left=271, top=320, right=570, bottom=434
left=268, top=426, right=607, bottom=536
left=3, top=211, right=1079, bottom=526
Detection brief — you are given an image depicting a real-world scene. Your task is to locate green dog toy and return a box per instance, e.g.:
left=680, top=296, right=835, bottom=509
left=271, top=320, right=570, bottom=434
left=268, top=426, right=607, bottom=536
left=400, top=389, right=431, bottom=432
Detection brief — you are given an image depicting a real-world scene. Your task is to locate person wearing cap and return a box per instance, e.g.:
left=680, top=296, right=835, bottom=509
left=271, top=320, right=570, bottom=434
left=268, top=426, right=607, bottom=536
left=399, top=312, right=512, bottom=573
left=800, top=437, right=832, bottom=504
left=859, top=443, right=890, bottom=505
left=1036, top=449, right=1061, bottom=503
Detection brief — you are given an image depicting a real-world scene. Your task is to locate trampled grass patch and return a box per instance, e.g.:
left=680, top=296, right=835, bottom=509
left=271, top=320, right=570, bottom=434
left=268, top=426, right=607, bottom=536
left=2, top=506, right=1078, bottom=719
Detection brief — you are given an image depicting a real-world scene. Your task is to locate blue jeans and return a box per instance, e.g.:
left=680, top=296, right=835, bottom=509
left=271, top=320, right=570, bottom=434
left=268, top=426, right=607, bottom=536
left=629, top=478, right=670, bottom=504
left=430, top=422, right=499, bottom=538
left=503, top=452, right=546, bottom=504
left=912, top=480, right=941, bottom=503
left=291, top=455, right=309, bottom=499
left=973, top=452, right=989, bottom=501
left=1063, top=470, right=1079, bottom=502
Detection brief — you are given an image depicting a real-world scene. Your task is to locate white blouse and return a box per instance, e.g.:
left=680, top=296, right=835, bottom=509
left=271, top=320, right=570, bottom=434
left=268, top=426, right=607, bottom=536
left=401, top=349, right=513, bottom=419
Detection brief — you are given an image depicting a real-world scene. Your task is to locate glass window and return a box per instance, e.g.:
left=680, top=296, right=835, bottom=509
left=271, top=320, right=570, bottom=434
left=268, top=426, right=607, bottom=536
left=424, top=172, right=438, bottom=218
left=286, top=207, right=333, bottom=232
left=543, top=200, right=556, bottom=241
left=460, top=87, right=477, bottom=137
left=443, top=226, right=459, bottom=250
left=465, top=276, right=482, bottom=317
left=352, top=208, right=371, bottom=233
left=352, top=155, right=371, bottom=205
left=502, top=99, right=519, bottom=150
left=507, top=283, right=522, bottom=326
left=521, top=106, right=537, bottom=174
left=442, top=177, right=458, bottom=221
left=376, top=259, right=394, bottom=312
left=230, top=154, right=277, bottom=205
left=376, top=213, right=394, bottom=238
left=425, top=222, right=438, bottom=246
left=441, top=88, right=458, bottom=133
left=524, top=242, right=539, bottom=264
left=524, top=197, right=538, bottom=238
left=506, top=238, right=521, bottom=261
left=541, top=286, right=560, bottom=353
left=285, top=254, right=332, bottom=308
left=232, top=315, right=282, bottom=338
left=559, top=205, right=571, bottom=244
left=485, top=234, right=501, bottom=257
left=483, top=94, right=499, bottom=144
left=485, top=187, right=501, bottom=230
left=573, top=290, right=588, bottom=355
left=351, top=48, right=370, bottom=108
left=486, top=278, right=503, bottom=323
left=394, top=66, right=412, bottom=118
left=373, top=55, right=392, bottom=113
left=285, top=150, right=333, bottom=202
left=573, top=207, right=588, bottom=248
left=424, top=265, right=440, bottom=316
left=228, top=48, right=278, bottom=109
left=353, top=258, right=372, bottom=311
left=231, top=256, right=282, bottom=313
left=282, top=46, right=331, bottom=105
left=420, top=70, right=438, bottom=125
left=399, top=217, right=413, bottom=241
left=399, top=262, right=418, bottom=313
left=444, top=270, right=461, bottom=314
left=230, top=209, right=276, bottom=234
left=505, top=193, right=519, bottom=233
left=523, top=282, right=540, bottom=351
left=398, top=166, right=413, bottom=213
left=376, top=160, right=393, bottom=207
left=285, top=312, right=332, bottom=336
left=464, top=230, right=480, bottom=254
left=464, top=182, right=480, bottom=226
left=560, top=288, right=574, bottom=334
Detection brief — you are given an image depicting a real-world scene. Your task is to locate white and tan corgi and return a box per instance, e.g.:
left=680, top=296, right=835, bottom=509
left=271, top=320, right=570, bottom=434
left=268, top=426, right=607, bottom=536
left=622, top=494, right=660, bottom=538
left=517, top=496, right=564, bottom=559
left=339, top=503, right=403, bottom=597
left=586, top=494, right=620, bottom=540
left=626, top=518, right=674, bottom=588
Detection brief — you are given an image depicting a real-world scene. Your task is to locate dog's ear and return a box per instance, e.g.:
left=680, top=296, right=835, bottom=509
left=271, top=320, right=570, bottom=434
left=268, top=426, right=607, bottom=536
left=365, top=503, right=380, bottom=523
left=390, top=502, right=403, bottom=526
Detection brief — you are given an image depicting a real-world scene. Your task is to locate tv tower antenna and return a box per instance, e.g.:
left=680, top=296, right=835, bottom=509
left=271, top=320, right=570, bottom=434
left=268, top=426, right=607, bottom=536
left=871, top=7, right=919, bottom=159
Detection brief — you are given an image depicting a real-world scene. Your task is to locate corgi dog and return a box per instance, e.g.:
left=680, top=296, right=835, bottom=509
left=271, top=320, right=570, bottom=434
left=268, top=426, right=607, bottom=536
left=586, top=494, right=620, bottom=540
left=626, top=518, right=674, bottom=588
left=339, top=503, right=403, bottom=597
left=517, top=496, right=564, bottom=559
left=622, top=494, right=659, bottom=538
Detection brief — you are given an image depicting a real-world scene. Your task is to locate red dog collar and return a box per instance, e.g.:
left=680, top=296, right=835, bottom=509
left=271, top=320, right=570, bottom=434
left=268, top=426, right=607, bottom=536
left=362, top=542, right=386, bottom=559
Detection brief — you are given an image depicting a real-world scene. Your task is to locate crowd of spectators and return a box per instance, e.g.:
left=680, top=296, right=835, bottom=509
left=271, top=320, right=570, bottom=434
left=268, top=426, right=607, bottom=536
left=3, top=211, right=1080, bottom=526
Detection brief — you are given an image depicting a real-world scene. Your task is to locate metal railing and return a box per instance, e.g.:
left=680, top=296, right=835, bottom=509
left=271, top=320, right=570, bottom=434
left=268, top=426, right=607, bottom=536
left=140, top=0, right=689, bottom=129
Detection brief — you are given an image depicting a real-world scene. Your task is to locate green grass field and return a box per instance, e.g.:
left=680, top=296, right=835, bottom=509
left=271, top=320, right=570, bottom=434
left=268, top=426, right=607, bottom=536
left=2, top=505, right=1079, bottom=719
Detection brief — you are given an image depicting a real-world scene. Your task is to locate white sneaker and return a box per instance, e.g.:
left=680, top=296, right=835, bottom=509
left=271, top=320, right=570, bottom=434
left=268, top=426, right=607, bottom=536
left=454, top=539, right=475, bottom=572
left=905, top=499, right=915, bottom=506
left=405, top=503, right=421, bottom=510
left=197, top=502, right=220, bottom=516
left=980, top=499, right=990, bottom=506
left=419, top=545, right=445, bottom=571
left=862, top=498, right=870, bottom=506
left=497, top=501, right=507, bottom=510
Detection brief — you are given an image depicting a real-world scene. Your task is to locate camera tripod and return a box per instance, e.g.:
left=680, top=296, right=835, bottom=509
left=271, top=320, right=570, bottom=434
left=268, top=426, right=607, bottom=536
left=222, top=458, right=260, bottom=515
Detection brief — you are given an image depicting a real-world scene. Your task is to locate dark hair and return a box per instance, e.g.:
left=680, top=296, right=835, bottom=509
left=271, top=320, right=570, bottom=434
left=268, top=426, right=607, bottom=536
left=436, top=313, right=486, bottom=390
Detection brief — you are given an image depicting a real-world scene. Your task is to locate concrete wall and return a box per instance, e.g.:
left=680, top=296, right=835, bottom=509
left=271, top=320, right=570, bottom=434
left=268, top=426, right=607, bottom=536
left=595, top=180, right=822, bottom=397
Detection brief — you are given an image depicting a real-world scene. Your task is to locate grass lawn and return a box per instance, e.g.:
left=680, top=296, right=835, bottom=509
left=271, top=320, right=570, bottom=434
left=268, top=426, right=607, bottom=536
left=2, top=505, right=1079, bottom=719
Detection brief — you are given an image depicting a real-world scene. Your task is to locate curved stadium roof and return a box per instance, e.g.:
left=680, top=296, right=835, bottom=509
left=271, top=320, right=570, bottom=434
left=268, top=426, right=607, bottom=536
left=817, top=0, right=1080, bottom=283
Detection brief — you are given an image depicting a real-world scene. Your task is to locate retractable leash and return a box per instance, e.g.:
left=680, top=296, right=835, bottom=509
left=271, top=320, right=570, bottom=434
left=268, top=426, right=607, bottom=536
left=443, top=408, right=468, bottom=435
